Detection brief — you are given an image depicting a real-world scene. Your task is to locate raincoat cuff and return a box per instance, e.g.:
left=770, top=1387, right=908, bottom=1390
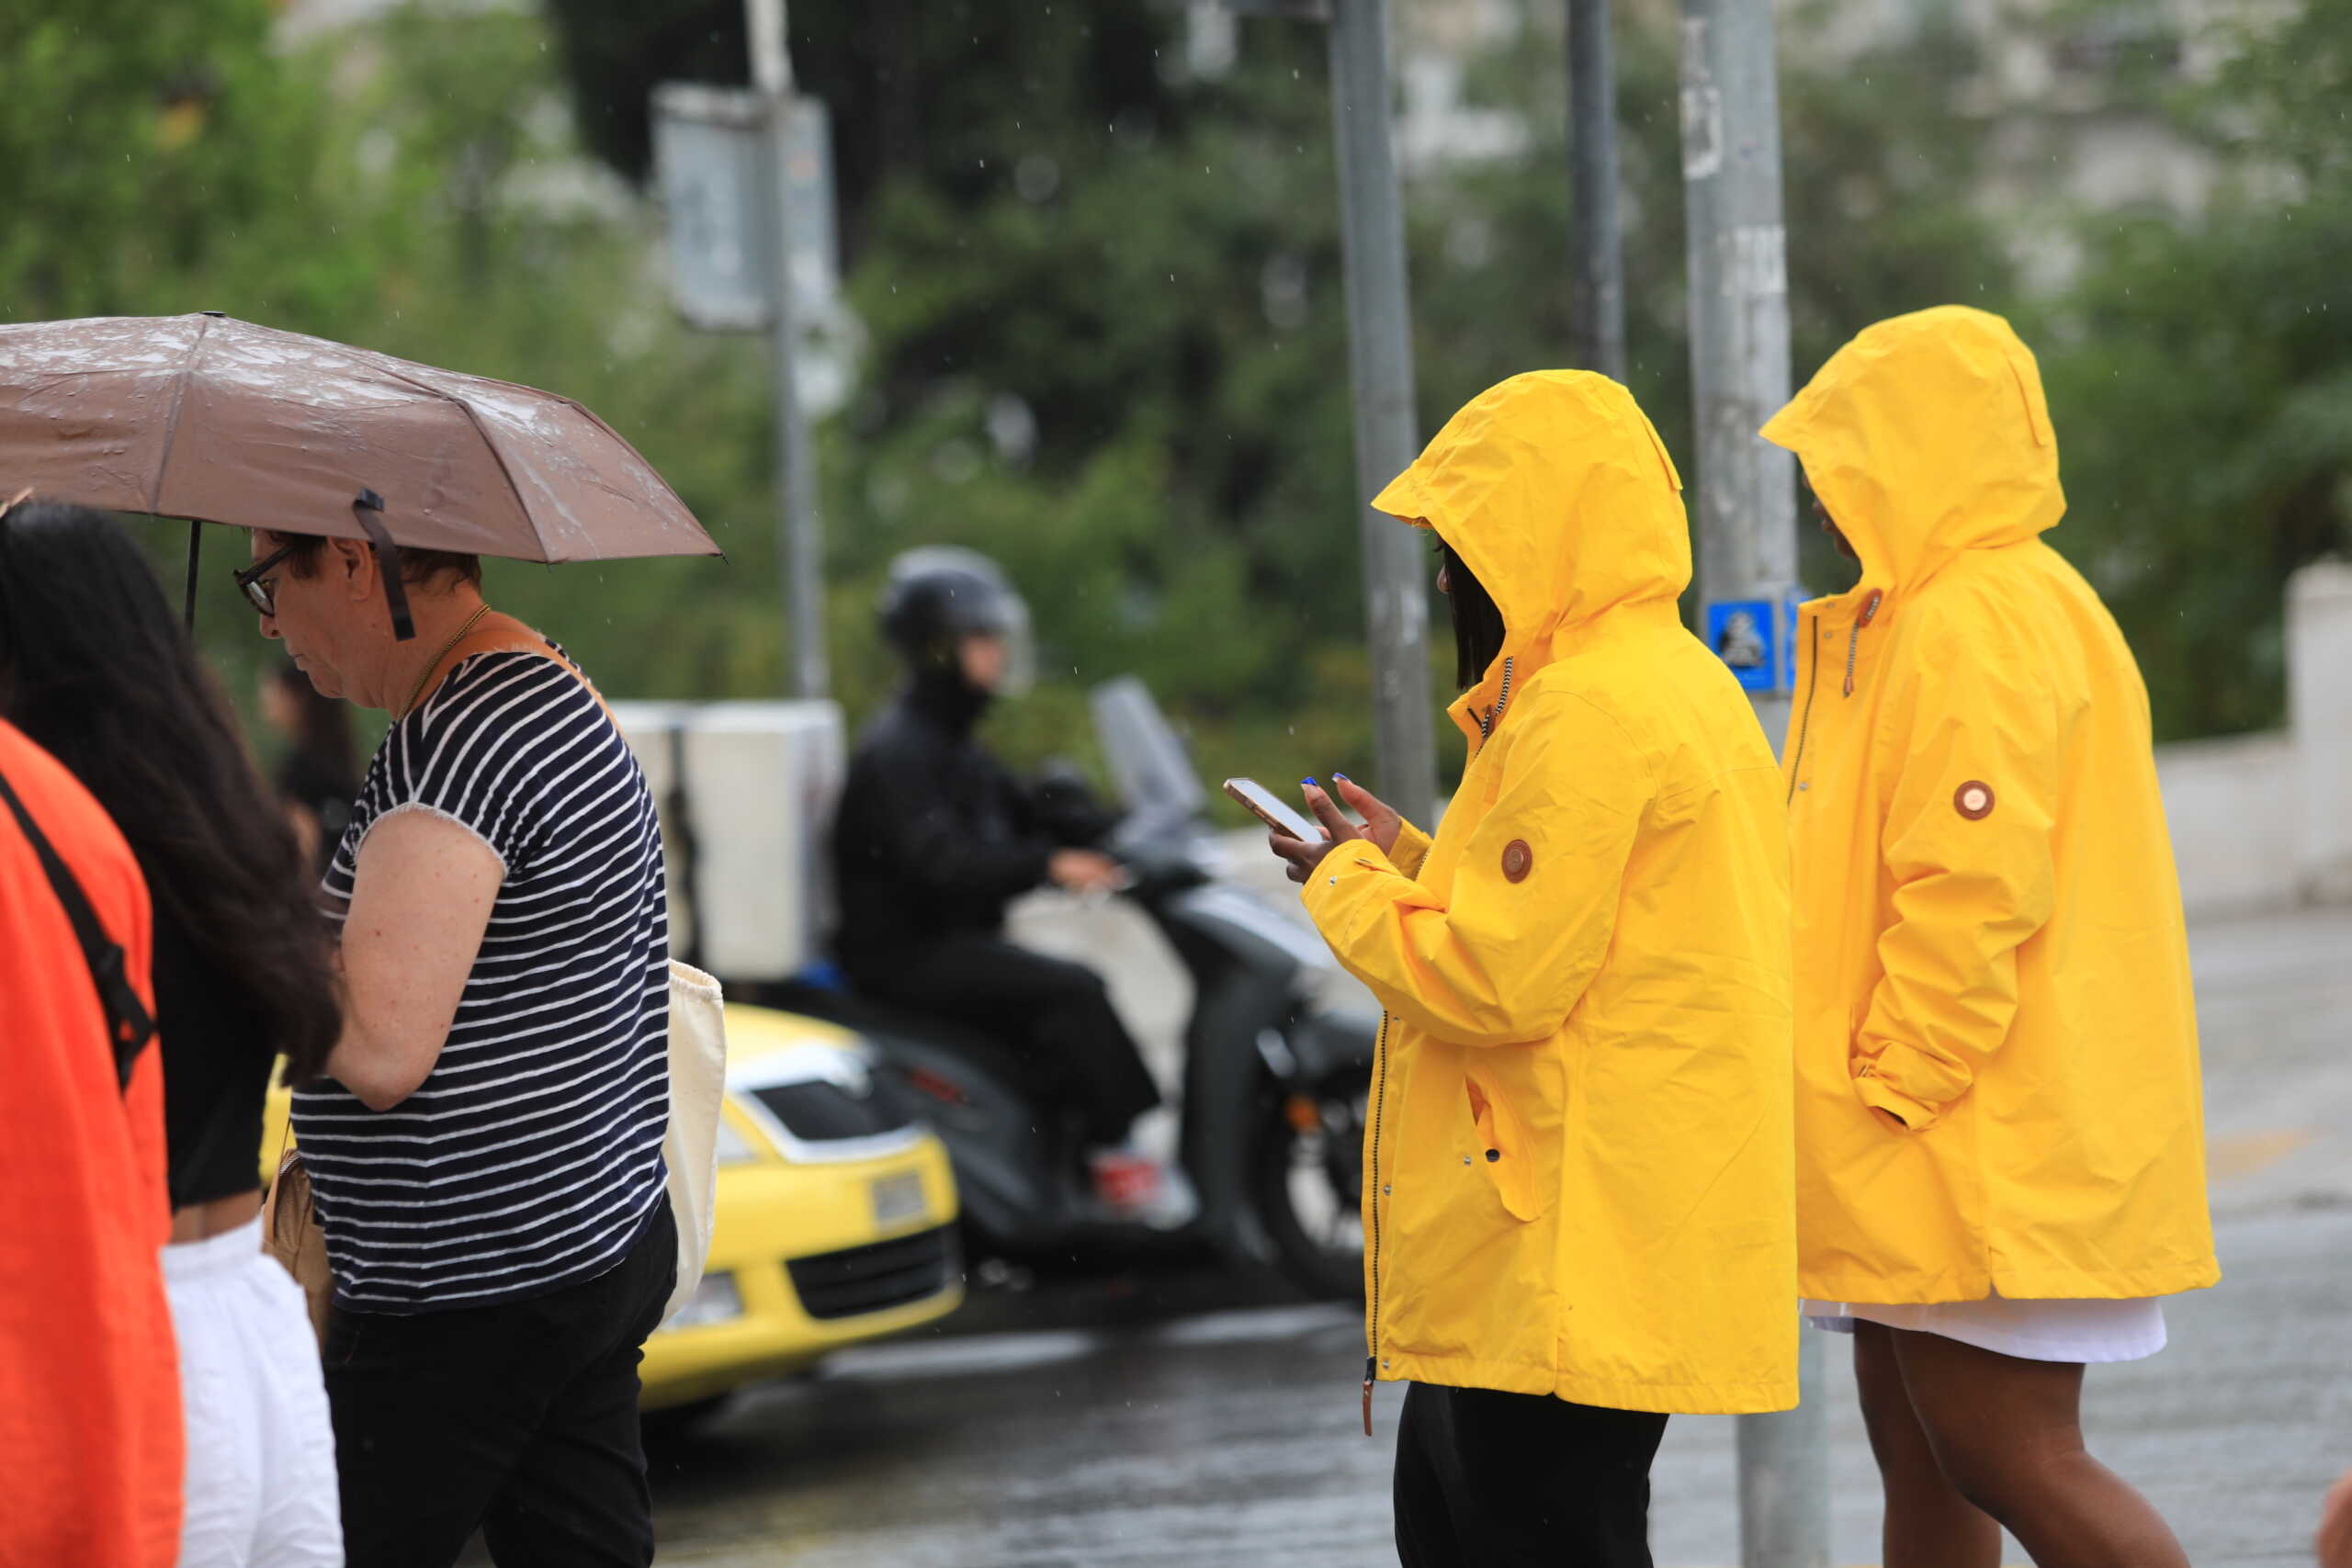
left=1299, top=841, right=1399, bottom=927
left=1387, top=820, right=1433, bottom=880
left=1851, top=1066, right=1940, bottom=1133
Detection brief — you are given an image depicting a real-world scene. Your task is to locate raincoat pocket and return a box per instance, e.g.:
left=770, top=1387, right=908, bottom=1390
left=1464, top=1072, right=1543, bottom=1222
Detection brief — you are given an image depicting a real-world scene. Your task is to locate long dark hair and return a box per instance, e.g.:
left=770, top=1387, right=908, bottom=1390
left=0, top=502, right=340, bottom=1082
left=1441, top=540, right=1507, bottom=690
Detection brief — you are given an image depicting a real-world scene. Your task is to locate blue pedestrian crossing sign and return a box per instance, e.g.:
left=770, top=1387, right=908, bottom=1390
left=1705, top=597, right=1800, bottom=694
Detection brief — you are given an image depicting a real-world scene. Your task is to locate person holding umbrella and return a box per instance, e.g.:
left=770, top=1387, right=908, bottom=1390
left=243, top=523, right=678, bottom=1568
left=0, top=314, right=725, bottom=1568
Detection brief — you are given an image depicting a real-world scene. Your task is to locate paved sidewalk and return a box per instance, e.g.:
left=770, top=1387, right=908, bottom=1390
left=641, top=902, right=2352, bottom=1567
left=1008, top=891, right=2352, bottom=1564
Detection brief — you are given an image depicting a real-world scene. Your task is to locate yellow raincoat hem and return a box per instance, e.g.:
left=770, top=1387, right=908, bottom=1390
left=1799, top=1259, right=2222, bottom=1304
left=1379, top=1350, right=1798, bottom=1416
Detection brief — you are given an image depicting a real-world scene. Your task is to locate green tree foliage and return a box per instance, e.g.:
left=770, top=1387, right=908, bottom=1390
left=0, top=0, right=362, bottom=325
left=2, top=0, right=780, bottom=735
left=24, top=0, right=2309, bottom=807
left=800, top=1, right=2021, bottom=787
left=2036, top=1, right=2352, bottom=739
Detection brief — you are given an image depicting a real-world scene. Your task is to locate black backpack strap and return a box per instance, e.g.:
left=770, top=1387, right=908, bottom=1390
left=0, top=761, right=157, bottom=1090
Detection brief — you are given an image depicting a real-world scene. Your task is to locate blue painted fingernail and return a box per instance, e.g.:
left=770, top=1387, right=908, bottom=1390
left=1332, top=772, right=1351, bottom=783
left=1302, top=777, right=1317, bottom=790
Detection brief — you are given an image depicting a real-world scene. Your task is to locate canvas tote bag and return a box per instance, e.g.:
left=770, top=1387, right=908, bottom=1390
left=657, top=958, right=727, bottom=1321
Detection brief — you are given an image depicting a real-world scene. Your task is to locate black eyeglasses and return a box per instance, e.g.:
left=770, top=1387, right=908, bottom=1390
left=233, top=542, right=300, bottom=616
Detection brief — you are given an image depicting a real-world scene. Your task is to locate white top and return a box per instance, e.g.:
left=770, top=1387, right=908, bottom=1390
left=1804, top=1288, right=2167, bottom=1364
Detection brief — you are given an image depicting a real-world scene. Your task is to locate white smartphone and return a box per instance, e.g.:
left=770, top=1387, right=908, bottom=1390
left=1223, top=776, right=1321, bottom=842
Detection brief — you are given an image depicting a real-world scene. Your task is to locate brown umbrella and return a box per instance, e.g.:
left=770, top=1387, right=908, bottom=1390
left=0, top=311, right=721, bottom=636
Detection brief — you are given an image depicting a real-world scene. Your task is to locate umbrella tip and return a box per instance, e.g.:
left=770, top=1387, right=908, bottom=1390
left=199, top=310, right=226, bottom=318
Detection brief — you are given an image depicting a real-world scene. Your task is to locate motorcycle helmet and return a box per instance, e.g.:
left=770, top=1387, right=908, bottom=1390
left=876, top=546, right=1035, bottom=694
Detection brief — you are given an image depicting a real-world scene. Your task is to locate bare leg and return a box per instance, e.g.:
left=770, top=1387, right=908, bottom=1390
left=1852, top=1322, right=2004, bottom=1568
left=1889, top=1326, right=2190, bottom=1568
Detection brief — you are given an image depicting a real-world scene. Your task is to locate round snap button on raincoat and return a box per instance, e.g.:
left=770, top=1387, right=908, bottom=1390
left=1762, top=306, right=2220, bottom=1306
left=1303, top=372, right=1798, bottom=1416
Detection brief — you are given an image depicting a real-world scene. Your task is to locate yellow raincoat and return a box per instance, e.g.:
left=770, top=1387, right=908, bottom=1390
left=1762, top=306, right=2219, bottom=1304
left=1302, top=372, right=1797, bottom=1416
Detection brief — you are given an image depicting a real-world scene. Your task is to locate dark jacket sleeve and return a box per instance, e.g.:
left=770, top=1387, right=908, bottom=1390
left=849, top=737, right=1056, bottom=905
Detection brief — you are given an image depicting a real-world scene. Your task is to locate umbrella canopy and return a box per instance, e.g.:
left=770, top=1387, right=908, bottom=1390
left=0, top=312, right=720, bottom=563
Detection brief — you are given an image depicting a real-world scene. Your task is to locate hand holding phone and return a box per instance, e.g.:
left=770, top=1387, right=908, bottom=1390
left=1223, top=777, right=1320, bottom=842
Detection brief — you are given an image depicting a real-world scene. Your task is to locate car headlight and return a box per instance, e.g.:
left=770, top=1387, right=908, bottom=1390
left=713, top=1115, right=763, bottom=1167
left=659, top=1270, right=742, bottom=1333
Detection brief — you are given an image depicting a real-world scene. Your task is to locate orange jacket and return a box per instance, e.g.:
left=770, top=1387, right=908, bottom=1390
left=0, top=718, right=179, bottom=1568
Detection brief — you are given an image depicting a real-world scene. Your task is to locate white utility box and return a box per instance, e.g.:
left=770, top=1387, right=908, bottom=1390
left=611, top=699, right=849, bottom=983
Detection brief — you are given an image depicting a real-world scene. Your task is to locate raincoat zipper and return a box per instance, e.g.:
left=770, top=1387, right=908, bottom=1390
left=1841, top=590, right=1881, bottom=698
left=1364, top=652, right=1510, bottom=1432
left=1374, top=653, right=1514, bottom=1438
left=1475, top=657, right=1516, bottom=744
left=1363, top=1011, right=1391, bottom=1436
left=1786, top=610, right=1822, bottom=806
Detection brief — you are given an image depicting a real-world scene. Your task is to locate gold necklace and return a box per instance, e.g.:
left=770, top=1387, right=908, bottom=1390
left=398, top=604, right=492, bottom=719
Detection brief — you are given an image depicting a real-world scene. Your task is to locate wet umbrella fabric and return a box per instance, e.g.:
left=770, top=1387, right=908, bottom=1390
left=0, top=312, right=719, bottom=627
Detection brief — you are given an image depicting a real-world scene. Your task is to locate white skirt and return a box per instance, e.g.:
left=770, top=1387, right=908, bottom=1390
left=163, top=1214, right=345, bottom=1568
left=1803, top=1285, right=2167, bottom=1364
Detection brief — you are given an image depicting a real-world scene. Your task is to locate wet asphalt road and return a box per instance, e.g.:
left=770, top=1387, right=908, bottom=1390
left=626, top=906, right=2352, bottom=1567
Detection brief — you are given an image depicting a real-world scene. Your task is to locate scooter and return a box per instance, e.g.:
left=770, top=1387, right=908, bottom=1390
left=776, top=680, right=1377, bottom=1299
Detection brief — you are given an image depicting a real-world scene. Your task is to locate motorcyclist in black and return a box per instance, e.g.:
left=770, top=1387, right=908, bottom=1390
left=831, top=548, right=1181, bottom=1221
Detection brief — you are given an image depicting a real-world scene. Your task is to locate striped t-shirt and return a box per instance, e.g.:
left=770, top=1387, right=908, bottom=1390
left=294, top=649, right=670, bottom=1314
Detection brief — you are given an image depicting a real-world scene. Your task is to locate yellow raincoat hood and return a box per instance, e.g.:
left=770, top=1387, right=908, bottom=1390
left=1374, top=371, right=1687, bottom=739
left=1761, top=305, right=2064, bottom=592
left=1764, top=309, right=2217, bottom=1304
left=1302, top=373, right=1798, bottom=1416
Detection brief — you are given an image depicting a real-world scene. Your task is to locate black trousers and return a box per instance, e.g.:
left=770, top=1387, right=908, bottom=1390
left=844, top=935, right=1161, bottom=1145
left=1394, top=1382, right=1669, bottom=1568
left=324, top=1195, right=677, bottom=1568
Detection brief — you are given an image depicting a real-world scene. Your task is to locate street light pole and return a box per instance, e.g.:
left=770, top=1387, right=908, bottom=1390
left=1679, top=0, right=1802, bottom=746
left=1567, top=0, right=1626, bottom=385
left=1327, top=0, right=1438, bottom=829
left=1677, top=0, right=1826, bottom=1560
left=747, top=0, right=829, bottom=699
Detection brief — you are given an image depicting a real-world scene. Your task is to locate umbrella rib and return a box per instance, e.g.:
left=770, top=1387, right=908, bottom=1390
left=334, top=355, right=545, bottom=559
left=441, top=394, right=545, bottom=559
left=148, top=313, right=215, bottom=515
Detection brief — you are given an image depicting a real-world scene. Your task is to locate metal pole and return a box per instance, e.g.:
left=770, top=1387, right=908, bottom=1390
left=1679, top=0, right=1801, bottom=750
left=1679, top=1, right=1826, bottom=1562
left=748, top=0, right=829, bottom=699
left=1567, top=0, right=1626, bottom=384
left=1327, top=0, right=1438, bottom=830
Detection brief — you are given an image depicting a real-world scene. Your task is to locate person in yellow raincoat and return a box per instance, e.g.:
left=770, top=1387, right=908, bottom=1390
left=1763, top=306, right=2219, bottom=1568
left=1266, top=371, right=1795, bottom=1568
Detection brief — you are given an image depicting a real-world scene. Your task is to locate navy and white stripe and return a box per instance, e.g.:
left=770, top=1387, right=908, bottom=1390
left=295, top=650, right=669, bottom=1314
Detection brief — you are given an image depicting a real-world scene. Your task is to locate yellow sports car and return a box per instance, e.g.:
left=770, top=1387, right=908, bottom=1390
left=260, top=1003, right=964, bottom=1416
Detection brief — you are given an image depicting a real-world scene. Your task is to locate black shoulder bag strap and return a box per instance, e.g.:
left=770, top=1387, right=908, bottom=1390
left=0, top=761, right=158, bottom=1091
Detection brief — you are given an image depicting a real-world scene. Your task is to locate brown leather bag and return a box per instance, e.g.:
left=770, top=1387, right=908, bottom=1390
left=261, top=1146, right=334, bottom=1345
